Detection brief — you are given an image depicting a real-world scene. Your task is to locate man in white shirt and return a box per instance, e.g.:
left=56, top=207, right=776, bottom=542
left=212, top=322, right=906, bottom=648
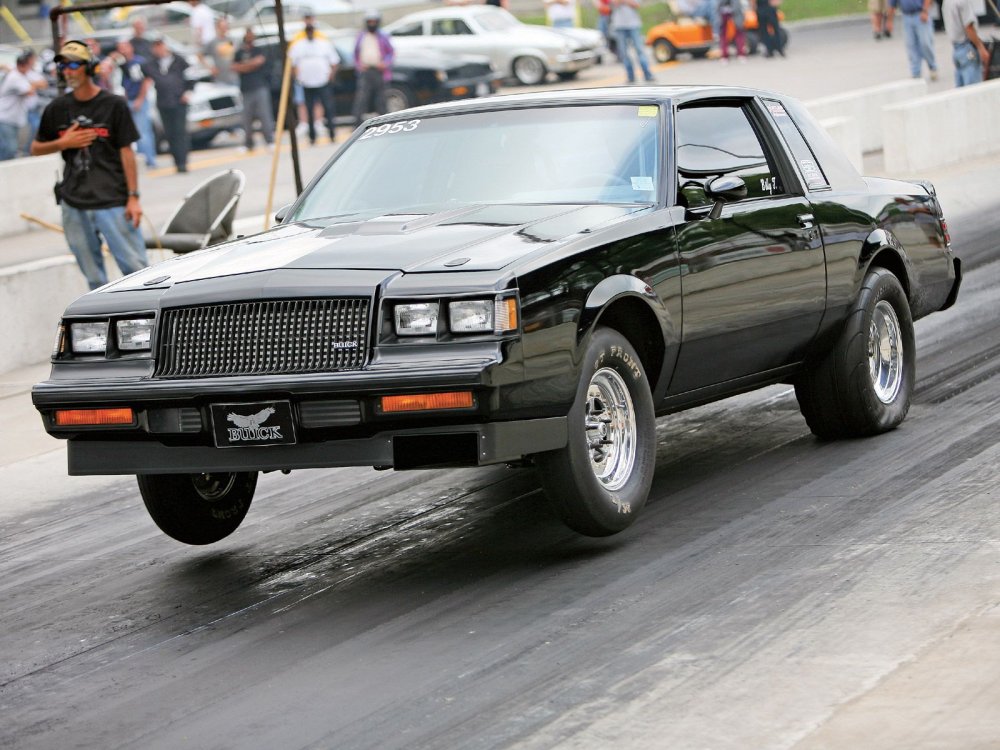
left=942, top=0, right=989, bottom=86
left=545, top=0, right=577, bottom=28
left=0, top=50, right=48, bottom=160
left=290, top=21, right=340, bottom=145
left=188, top=0, right=217, bottom=53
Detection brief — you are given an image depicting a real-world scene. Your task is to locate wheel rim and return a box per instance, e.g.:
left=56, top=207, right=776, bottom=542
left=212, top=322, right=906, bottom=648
left=868, top=300, right=903, bottom=404
left=191, top=472, right=237, bottom=501
left=514, top=57, right=545, bottom=85
left=584, top=367, right=637, bottom=491
left=653, top=41, right=673, bottom=63
left=385, top=89, right=409, bottom=113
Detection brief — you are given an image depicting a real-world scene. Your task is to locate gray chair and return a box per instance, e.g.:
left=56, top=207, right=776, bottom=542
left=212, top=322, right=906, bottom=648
left=145, top=169, right=246, bottom=254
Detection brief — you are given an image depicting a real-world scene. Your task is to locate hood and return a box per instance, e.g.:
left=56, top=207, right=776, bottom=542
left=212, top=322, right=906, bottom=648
left=109, top=203, right=649, bottom=292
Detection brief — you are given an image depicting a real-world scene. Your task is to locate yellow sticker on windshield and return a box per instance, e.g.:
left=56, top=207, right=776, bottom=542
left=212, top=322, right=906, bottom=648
left=637, top=106, right=657, bottom=118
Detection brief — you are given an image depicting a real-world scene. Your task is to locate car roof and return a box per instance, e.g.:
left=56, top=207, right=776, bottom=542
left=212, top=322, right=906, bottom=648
left=388, top=5, right=508, bottom=22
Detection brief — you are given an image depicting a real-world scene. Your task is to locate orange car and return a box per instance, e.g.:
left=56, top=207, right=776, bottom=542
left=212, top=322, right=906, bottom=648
left=645, top=9, right=787, bottom=62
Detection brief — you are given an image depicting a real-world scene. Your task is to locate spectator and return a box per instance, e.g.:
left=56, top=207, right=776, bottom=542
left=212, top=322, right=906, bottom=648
left=232, top=28, right=275, bottom=152
left=352, top=9, right=394, bottom=126
left=942, top=0, right=990, bottom=86
left=677, top=0, right=717, bottom=33
left=206, top=16, right=238, bottom=84
left=130, top=17, right=154, bottom=61
left=30, top=41, right=147, bottom=290
left=188, top=0, right=217, bottom=55
left=0, top=50, right=48, bottom=161
left=756, top=0, right=786, bottom=57
left=890, top=0, right=939, bottom=80
left=716, top=0, right=747, bottom=63
left=145, top=37, right=192, bottom=173
left=592, top=0, right=614, bottom=51
left=20, top=50, right=49, bottom=156
left=869, top=0, right=895, bottom=39
left=545, top=0, right=577, bottom=28
left=290, top=20, right=339, bottom=145
left=116, top=40, right=157, bottom=168
left=484, top=0, right=509, bottom=7
left=610, top=0, right=655, bottom=83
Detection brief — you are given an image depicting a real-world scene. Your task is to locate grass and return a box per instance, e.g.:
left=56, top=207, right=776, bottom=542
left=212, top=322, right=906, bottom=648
left=517, top=0, right=868, bottom=33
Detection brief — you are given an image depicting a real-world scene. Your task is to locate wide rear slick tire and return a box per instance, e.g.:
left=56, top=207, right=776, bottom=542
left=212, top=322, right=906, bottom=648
left=536, top=328, right=656, bottom=536
left=137, top=472, right=258, bottom=545
left=795, top=268, right=914, bottom=440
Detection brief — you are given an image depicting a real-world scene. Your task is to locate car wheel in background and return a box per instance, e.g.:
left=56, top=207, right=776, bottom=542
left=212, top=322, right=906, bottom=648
left=795, top=268, right=915, bottom=439
left=652, top=38, right=677, bottom=63
left=535, top=328, right=656, bottom=536
left=512, top=55, right=547, bottom=86
left=384, top=84, right=413, bottom=113
left=137, top=472, right=258, bottom=545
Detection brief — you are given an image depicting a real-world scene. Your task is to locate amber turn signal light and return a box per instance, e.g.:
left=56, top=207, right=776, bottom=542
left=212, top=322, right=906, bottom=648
left=54, top=408, right=135, bottom=426
left=380, top=391, right=474, bottom=413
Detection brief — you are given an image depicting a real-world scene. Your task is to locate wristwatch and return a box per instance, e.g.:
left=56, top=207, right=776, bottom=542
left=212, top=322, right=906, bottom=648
left=128, top=190, right=140, bottom=198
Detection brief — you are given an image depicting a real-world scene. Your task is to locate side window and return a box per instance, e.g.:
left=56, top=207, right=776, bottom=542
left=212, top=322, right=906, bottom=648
left=675, top=103, right=785, bottom=209
left=763, top=99, right=830, bottom=191
left=431, top=18, right=472, bottom=35
left=391, top=21, right=424, bottom=36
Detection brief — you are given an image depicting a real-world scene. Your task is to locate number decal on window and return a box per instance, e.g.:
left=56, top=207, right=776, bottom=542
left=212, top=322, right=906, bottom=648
left=760, top=177, right=778, bottom=194
left=360, top=119, right=421, bottom=140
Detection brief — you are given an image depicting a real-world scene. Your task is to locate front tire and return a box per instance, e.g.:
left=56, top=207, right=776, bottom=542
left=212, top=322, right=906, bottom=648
left=512, top=55, right=547, bottom=85
left=137, top=472, right=258, bottom=545
left=795, top=268, right=915, bottom=439
left=536, top=328, right=656, bottom=536
left=652, top=38, right=677, bottom=63
left=384, top=84, right=413, bottom=114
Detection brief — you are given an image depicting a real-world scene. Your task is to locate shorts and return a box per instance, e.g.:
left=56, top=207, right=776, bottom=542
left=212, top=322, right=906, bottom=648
left=868, top=0, right=889, bottom=12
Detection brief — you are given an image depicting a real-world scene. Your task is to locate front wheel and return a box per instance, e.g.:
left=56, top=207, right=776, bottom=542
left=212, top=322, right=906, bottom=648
left=652, top=38, right=677, bottom=63
left=535, top=328, right=656, bottom=536
left=795, top=267, right=915, bottom=439
left=137, top=472, right=258, bottom=545
left=384, top=84, right=413, bottom=114
left=512, top=55, right=547, bottom=86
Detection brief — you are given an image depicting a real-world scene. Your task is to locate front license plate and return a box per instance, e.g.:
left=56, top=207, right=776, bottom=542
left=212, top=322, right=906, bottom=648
left=476, top=82, right=489, bottom=96
left=211, top=401, right=297, bottom=448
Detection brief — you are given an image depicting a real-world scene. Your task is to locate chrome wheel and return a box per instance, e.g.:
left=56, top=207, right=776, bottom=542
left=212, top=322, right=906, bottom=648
left=191, top=472, right=237, bottom=501
left=513, top=56, right=546, bottom=85
left=869, top=299, right=903, bottom=404
left=584, top=367, right=637, bottom=491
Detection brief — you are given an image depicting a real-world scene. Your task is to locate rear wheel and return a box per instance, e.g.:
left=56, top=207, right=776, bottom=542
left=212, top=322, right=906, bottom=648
left=795, top=268, right=914, bottom=439
left=652, top=38, right=677, bottom=62
left=512, top=55, right=547, bottom=85
left=137, top=472, right=257, bottom=545
left=384, top=84, right=413, bottom=113
left=536, top=328, right=656, bottom=536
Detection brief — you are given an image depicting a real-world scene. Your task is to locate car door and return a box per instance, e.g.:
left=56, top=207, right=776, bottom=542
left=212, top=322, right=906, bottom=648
left=428, top=16, right=485, bottom=58
left=667, top=99, right=826, bottom=394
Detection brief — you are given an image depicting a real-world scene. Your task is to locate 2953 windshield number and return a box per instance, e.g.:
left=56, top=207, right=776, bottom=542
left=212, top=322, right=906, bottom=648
left=360, top=120, right=421, bottom=140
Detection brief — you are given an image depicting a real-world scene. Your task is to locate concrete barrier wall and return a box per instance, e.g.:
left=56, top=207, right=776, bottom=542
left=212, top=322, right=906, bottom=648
left=806, top=79, right=927, bottom=154
left=818, top=116, right=863, bottom=172
left=882, top=79, right=1000, bottom=175
left=0, top=154, right=63, bottom=239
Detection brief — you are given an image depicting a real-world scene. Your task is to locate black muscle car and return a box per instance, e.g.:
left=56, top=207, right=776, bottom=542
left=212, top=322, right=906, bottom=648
left=33, top=86, right=961, bottom=545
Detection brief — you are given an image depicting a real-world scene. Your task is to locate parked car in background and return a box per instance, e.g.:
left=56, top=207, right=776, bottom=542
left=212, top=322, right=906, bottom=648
left=384, top=6, right=601, bottom=86
left=231, top=0, right=351, bottom=26
left=97, top=1, right=220, bottom=30
left=33, top=86, right=960, bottom=546
left=249, top=25, right=500, bottom=122
left=645, top=7, right=787, bottom=62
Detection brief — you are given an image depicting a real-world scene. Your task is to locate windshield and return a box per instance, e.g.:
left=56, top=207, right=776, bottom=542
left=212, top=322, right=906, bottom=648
left=292, top=105, right=661, bottom=222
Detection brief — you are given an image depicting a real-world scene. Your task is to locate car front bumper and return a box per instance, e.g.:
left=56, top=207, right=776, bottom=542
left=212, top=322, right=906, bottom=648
left=550, top=50, right=598, bottom=74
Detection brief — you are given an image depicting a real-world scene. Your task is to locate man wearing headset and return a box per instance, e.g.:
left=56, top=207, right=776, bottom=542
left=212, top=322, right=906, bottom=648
left=30, top=40, right=148, bottom=291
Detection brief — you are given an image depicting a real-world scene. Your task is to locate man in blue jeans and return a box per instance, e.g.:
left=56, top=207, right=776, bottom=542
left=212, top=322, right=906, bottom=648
left=610, top=0, right=655, bottom=83
left=890, top=0, right=939, bottom=79
left=31, top=41, right=148, bottom=290
left=942, top=0, right=989, bottom=86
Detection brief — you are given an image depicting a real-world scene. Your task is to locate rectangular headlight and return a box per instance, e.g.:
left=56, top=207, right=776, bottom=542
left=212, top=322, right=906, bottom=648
left=70, top=321, right=109, bottom=354
left=394, top=302, right=439, bottom=336
left=117, top=318, right=154, bottom=351
left=449, top=297, right=518, bottom=335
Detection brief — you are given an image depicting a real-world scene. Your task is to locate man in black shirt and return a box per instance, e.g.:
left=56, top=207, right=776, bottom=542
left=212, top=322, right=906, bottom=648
left=144, top=37, right=192, bottom=173
left=231, top=28, right=275, bottom=153
left=31, top=40, right=148, bottom=290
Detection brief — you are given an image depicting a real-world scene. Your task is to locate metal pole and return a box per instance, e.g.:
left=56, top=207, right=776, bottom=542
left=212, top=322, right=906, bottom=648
left=272, top=0, right=303, bottom=196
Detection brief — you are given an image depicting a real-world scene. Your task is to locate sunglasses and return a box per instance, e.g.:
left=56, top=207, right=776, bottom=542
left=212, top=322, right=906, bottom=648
left=57, top=60, right=87, bottom=71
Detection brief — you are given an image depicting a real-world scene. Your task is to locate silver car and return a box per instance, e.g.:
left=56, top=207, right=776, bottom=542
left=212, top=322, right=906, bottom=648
left=384, top=6, right=603, bottom=86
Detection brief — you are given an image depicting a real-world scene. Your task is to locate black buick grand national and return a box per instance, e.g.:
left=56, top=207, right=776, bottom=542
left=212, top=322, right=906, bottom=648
left=33, top=86, right=961, bottom=544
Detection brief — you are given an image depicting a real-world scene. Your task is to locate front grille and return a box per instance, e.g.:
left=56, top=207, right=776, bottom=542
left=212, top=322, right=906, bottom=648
left=451, top=63, right=491, bottom=80
left=155, top=298, right=369, bottom=378
left=208, top=95, right=238, bottom=111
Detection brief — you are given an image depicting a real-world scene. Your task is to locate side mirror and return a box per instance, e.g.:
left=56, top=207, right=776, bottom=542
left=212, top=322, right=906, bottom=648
left=274, top=204, right=292, bottom=223
left=705, top=175, right=748, bottom=219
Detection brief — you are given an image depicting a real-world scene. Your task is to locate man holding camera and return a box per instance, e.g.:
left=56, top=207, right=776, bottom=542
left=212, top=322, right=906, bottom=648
left=30, top=40, right=148, bottom=290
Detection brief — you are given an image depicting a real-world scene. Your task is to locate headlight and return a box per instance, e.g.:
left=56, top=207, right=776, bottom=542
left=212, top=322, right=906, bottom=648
left=70, top=321, right=109, bottom=354
left=435, top=69, right=448, bottom=82
left=449, top=297, right=518, bottom=334
left=117, top=318, right=154, bottom=351
left=395, top=302, right=439, bottom=336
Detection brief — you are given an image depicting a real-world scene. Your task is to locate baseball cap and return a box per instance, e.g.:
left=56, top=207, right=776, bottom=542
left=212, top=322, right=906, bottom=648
left=54, top=40, right=94, bottom=64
